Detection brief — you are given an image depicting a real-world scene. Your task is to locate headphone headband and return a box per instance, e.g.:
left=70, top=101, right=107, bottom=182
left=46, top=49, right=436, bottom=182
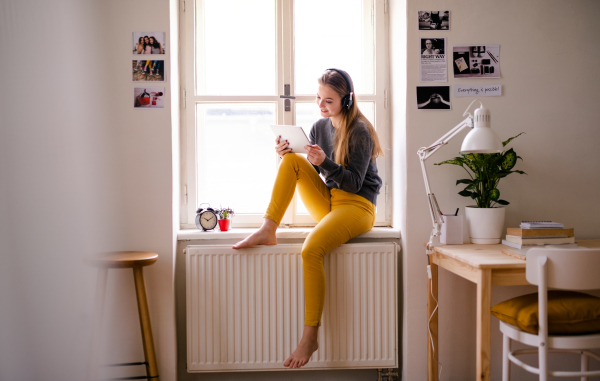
left=326, top=68, right=354, bottom=109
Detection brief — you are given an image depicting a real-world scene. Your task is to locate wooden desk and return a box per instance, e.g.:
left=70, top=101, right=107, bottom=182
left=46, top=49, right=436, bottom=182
left=426, top=240, right=600, bottom=381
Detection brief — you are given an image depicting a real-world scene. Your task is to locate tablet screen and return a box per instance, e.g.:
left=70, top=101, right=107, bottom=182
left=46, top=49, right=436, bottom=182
left=270, top=125, right=311, bottom=154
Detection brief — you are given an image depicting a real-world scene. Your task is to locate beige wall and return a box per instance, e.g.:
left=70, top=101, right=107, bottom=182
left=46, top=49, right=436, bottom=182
left=393, top=0, right=600, bottom=379
left=0, top=0, right=177, bottom=380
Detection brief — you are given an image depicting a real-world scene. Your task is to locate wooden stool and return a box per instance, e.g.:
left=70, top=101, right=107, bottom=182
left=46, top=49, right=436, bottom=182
left=87, top=251, right=160, bottom=381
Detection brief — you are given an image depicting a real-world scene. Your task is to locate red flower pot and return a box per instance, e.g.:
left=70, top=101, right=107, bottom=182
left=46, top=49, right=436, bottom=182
left=218, top=219, right=231, bottom=231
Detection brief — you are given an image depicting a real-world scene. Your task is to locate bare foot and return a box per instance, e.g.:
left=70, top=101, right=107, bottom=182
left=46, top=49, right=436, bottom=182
left=283, top=326, right=319, bottom=369
left=232, top=218, right=278, bottom=249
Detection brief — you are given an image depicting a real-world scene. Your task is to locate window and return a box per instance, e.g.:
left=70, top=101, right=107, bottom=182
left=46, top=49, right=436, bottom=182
left=181, top=0, right=390, bottom=227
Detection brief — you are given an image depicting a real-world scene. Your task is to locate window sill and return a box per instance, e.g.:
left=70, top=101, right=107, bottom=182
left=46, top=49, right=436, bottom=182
left=177, top=226, right=401, bottom=241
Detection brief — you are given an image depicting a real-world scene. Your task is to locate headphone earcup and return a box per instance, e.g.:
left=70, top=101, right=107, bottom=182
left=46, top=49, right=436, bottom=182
left=341, top=95, right=349, bottom=108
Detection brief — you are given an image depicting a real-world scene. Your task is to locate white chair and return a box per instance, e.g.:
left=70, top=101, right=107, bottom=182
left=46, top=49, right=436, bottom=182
left=499, top=248, right=600, bottom=381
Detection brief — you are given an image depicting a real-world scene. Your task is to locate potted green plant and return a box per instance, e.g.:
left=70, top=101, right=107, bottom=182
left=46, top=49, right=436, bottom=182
left=435, top=133, right=526, bottom=243
left=215, top=207, right=235, bottom=232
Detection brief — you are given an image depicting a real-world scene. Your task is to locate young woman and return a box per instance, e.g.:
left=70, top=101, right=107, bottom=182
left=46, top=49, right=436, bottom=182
left=135, top=36, right=145, bottom=54
left=149, top=36, right=164, bottom=54
left=134, top=37, right=146, bottom=71
left=233, top=69, right=384, bottom=369
left=143, top=36, right=152, bottom=54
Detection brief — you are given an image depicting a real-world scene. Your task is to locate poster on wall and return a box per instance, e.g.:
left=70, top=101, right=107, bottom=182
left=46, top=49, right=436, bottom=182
left=134, top=87, right=164, bottom=109
left=132, top=32, right=166, bottom=54
left=453, top=45, right=500, bottom=78
left=418, top=11, right=449, bottom=30
left=417, top=86, right=451, bottom=110
left=454, top=85, right=502, bottom=97
left=132, top=60, right=165, bottom=81
left=419, top=38, right=447, bottom=82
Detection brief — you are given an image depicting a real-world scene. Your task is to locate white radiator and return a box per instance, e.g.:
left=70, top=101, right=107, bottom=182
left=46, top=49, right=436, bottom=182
left=186, top=243, right=398, bottom=372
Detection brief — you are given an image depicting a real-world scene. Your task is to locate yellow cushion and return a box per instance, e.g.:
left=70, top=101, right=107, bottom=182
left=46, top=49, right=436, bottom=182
left=491, top=291, right=600, bottom=335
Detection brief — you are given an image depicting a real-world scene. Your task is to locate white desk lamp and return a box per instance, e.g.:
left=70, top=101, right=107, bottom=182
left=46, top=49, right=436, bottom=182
left=417, top=100, right=503, bottom=254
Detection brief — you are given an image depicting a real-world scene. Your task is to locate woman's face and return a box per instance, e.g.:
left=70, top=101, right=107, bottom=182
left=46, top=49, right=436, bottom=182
left=149, top=37, right=155, bottom=44
left=139, top=37, right=144, bottom=43
left=144, top=37, right=149, bottom=44
left=316, top=84, right=342, bottom=119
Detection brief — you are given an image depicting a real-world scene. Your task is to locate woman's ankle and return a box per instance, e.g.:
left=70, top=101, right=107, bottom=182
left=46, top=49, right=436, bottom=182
left=301, top=325, right=319, bottom=342
left=261, top=218, right=278, bottom=233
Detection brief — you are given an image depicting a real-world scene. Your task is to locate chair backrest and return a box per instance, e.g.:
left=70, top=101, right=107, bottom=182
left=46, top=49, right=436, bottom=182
left=526, top=248, right=600, bottom=290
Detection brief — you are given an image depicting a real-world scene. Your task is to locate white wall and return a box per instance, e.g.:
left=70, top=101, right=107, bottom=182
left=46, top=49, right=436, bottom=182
left=393, top=0, right=600, bottom=379
left=0, top=1, right=177, bottom=380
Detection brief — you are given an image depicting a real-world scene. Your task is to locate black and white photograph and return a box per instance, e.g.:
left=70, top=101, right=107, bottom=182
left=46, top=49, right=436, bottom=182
left=421, top=38, right=445, bottom=55
left=132, top=32, right=166, bottom=54
left=132, top=60, right=165, bottom=81
left=134, top=87, right=165, bottom=109
left=417, top=86, right=451, bottom=110
left=419, top=38, right=447, bottom=82
left=453, top=45, right=500, bottom=78
left=418, top=11, right=450, bottom=30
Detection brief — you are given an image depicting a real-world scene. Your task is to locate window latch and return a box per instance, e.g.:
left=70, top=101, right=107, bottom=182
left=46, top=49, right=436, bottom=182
left=279, top=84, right=295, bottom=111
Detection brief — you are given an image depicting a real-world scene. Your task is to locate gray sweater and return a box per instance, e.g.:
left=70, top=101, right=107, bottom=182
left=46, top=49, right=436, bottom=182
left=309, top=117, right=382, bottom=205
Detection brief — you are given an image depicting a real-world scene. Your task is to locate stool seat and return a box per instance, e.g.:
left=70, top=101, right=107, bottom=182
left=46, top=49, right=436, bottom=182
left=86, top=251, right=158, bottom=269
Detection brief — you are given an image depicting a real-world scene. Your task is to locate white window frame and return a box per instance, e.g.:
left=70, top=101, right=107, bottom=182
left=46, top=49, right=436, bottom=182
left=180, top=0, right=390, bottom=228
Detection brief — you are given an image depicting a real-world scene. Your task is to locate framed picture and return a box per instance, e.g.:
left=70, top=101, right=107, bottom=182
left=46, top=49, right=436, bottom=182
left=132, top=32, right=166, bottom=55
left=418, top=11, right=450, bottom=30
left=453, top=45, right=500, bottom=78
left=132, top=60, right=165, bottom=81
left=134, top=87, right=165, bottom=109
left=416, top=86, right=451, bottom=110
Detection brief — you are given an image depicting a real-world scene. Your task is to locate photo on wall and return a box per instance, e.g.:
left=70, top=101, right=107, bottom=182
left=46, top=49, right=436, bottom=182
left=418, top=11, right=449, bottom=30
left=132, top=32, right=166, bottom=54
left=417, top=86, right=451, bottom=110
left=132, top=60, right=165, bottom=81
left=453, top=45, right=500, bottom=78
left=419, top=38, right=447, bottom=82
left=134, top=87, right=164, bottom=109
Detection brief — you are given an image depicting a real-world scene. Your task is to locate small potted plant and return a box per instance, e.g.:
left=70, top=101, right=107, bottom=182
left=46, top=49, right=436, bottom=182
left=435, top=133, right=526, bottom=243
left=215, top=207, right=235, bottom=232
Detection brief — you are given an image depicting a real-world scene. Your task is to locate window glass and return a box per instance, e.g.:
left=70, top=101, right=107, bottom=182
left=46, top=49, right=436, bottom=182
left=294, top=0, right=374, bottom=95
left=196, top=103, right=277, bottom=213
left=196, top=0, right=276, bottom=95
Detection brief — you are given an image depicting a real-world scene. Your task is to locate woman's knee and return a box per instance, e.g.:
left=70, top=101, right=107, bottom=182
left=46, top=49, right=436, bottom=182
left=281, top=152, right=301, bottom=165
left=301, top=243, right=326, bottom=265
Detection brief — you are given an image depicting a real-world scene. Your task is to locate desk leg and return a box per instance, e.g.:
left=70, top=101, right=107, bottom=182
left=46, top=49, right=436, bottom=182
left=427, top=258, right=439, bottom=381
left=476, top=269, right=491, bottom=381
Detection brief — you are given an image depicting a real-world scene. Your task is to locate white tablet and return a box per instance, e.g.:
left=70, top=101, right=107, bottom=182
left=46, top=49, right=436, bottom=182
left=270, top=125, right=311, bottom=154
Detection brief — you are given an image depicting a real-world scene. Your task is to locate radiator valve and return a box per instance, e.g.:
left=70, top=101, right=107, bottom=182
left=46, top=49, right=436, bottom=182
left=377, top=368, right=399, bottom=381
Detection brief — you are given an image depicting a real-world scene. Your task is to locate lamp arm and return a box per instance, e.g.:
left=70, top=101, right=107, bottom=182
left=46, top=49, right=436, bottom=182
left=417, top=116, right=473, bottom=254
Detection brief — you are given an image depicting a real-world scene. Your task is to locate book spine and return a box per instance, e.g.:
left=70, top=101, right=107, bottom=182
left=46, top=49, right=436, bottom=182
left=505, top=236, right=575, bottom=245
left=506, top=228, right=574, bottom=237
left=502, top=240, right=521, bottom=249
left=502, top=240, right=578, bottom=250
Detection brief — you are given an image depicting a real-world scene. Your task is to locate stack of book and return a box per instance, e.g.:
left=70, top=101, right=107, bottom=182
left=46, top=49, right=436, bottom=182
left=502, top=221, right=576, bottom=249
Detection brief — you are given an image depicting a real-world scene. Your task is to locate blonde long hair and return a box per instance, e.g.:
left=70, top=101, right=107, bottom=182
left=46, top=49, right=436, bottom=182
left=318, top=69, right=384, bottom=167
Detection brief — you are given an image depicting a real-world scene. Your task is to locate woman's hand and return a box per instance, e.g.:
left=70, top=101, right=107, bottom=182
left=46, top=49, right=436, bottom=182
left=305, top=144, right=326, bottom=166
left=275, top=135, right=292, bottom=158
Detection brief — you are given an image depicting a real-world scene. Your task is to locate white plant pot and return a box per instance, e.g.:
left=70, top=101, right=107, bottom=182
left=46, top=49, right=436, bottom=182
left=465, top=206, right=505, bottom=244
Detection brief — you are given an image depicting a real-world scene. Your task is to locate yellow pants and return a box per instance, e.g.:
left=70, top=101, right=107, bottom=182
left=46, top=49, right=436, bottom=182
left=265, top=153, right=376, bottom=326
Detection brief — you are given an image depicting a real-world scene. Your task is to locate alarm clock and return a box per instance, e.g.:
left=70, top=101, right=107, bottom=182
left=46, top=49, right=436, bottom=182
left=195, top=205, right=218, bottom=231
